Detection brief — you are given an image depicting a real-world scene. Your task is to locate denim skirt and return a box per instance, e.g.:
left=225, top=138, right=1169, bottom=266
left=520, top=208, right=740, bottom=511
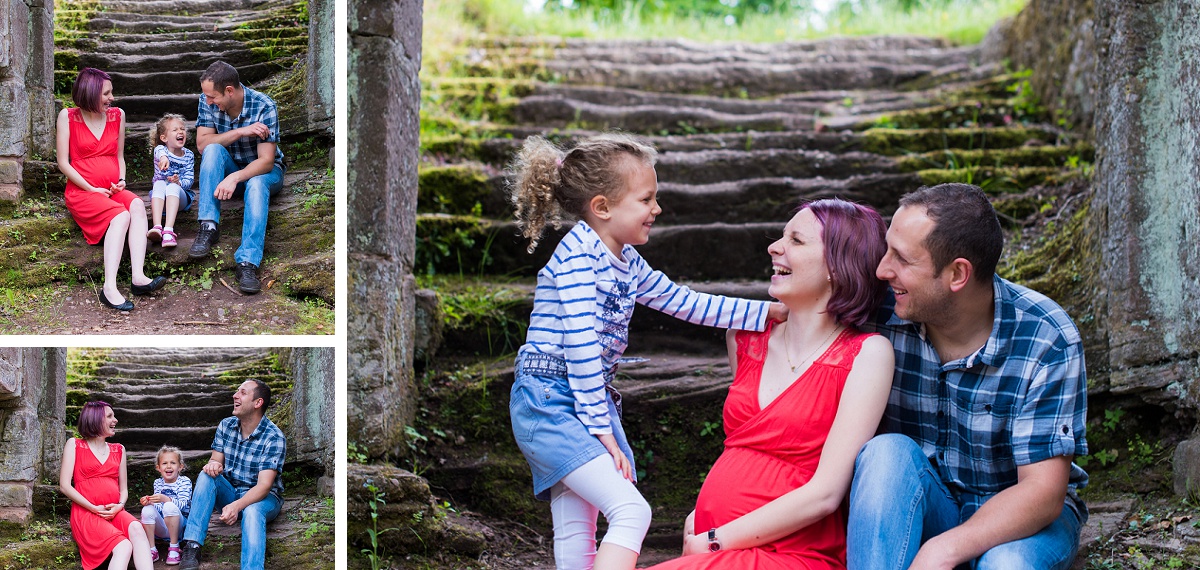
left=510, top=352, right=636, bottom=501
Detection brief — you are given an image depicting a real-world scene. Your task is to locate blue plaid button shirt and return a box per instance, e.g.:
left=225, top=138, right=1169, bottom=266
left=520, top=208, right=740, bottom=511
left=870, top=275, right=1088, bottom=518
left=212, top=415, right=286, bottom=499
left=197, top=84, right=285, bottom=171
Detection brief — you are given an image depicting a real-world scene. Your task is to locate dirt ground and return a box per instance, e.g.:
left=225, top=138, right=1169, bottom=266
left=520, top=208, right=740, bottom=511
left=0, top=280, right=333, bottom=335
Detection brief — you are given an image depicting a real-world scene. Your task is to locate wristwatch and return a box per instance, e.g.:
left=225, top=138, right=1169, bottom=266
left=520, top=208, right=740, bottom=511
left=707, top=528, right=721, bottom=552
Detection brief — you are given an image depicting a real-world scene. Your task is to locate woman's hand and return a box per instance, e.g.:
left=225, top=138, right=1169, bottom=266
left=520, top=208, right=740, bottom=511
left=596, top=433, right=633, bottom=482
left=109, top=180, right=126, bottom=193
left=681, top=510, right=697, bottom=555
left=95, top=503, right=120, bottom=520
left=91, top=185, right=113, bottom=196
left=682, top=530, right=711, bottom=556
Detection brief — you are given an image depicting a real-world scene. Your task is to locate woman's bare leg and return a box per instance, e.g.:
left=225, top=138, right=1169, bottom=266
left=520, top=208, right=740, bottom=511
left=594, top=543, right=638, bottom=570
left=127, top=198, right=151, bottom=286
left=102, top=211, right=130, bottom=305
left=108, top=539, right=132, bottom=570
left=127, top=520, right=154, bottom=570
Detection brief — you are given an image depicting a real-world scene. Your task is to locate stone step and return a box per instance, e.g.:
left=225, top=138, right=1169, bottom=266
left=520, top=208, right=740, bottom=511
left=528, top=84, right=828, bottom=116
left=531, top=44, right=979, bottom=67
left=75, top=38, right=246, bottom=56
left=118, top=93, right=208, bottom=123
left=512, top=96, right=813, bottom=134
left=101, top=0, right=272, bottom=14
left=544, top=60, right=938, bottom=98
left=99, top=60, right=281, bottom=96
left=95, top=381, right=228, bottom=396
left=100, top=347, right=269, bottom=363
left=111, top=425, right=218, bottom=450
left=655, top=148, right=899, bottom=185
left=469, top=35, right=953, bottom=53
left=94, top=362, right=246, bottom=379
left=79, top=49, right=261, bottom=74
left=87, top=15, right=220, bottom=34
left=126, top=448, right=214, bottom=469
left=109, top=404, right=231, bottom=428
left=90, top=391, right=232, bottom=409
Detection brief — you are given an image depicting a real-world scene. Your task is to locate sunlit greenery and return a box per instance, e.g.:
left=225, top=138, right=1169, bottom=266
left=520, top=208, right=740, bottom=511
left=425, top=0, right=1028, bottom=52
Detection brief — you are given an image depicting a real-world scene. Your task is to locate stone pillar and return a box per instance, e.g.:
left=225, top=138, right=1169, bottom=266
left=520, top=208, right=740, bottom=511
left=0, top=348, right=65, bottom=534
left=0, top=0, right=54, bottom=202
left=289, top=347, right=335, bottom=496
left=1093, top=0, right=1200, bottom=491
left=306, top=0, right=334, bottom=134
left=347, top=0, right=422, bottom=458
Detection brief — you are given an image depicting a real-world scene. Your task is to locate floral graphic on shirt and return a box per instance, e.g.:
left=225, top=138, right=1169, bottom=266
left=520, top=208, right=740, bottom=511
left=598, top=280, right=635, bottom=367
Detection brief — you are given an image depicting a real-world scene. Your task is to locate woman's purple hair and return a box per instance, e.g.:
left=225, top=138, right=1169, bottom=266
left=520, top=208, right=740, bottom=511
left=72, top=68, right=112, bottom=113
left=801, top=199, right=888, bottom=327
left=78, top=401, right=112, bottom=439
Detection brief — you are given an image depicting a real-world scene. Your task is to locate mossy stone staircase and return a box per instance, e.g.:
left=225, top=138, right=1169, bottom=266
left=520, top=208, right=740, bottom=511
left=407, top=34, right=1096, bottom=568
left=0, top=0, right=332, bottom=331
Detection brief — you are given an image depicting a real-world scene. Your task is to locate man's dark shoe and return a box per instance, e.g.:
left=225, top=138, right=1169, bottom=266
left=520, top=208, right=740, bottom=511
left=235, top=262, right=262, bottom=294
left=178, top=540, right=201, bottom=570
left=188, top=221, right=219, bottom=259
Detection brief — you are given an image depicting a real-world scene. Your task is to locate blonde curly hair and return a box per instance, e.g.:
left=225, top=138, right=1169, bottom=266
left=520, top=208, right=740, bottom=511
left=148, top=113, right=187, bottom=154
left=154, top=445, right=186, bottom=473
left=508, top=133, right=657, bottom=253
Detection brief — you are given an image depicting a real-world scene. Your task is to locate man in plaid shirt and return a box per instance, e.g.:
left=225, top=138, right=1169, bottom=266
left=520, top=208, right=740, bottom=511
left=188, top=60, right=285, bottom=294
left=848, top=184, right=1088, bottom=569
left=179, top=379, right=286, bottom=570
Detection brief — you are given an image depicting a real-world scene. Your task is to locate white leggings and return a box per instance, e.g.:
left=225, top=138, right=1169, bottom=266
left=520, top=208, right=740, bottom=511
left=550, top=454, right=652, bottom=570
left=151, top=180, right=183, bottom=200
left=140, top=501, right=186, bottom=540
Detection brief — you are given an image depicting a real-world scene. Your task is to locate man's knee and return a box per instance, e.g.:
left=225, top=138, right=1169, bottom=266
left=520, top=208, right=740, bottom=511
left=856, top=433, right=923, bottom=471
left=201, top=143, right=230, bottom=162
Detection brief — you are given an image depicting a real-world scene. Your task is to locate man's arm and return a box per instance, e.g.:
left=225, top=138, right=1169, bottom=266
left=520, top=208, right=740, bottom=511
left=213, top=140, right=278, bottom=201
left=910, top=455, right=1072, bottom=570
left=218, top=469, right=278, bottom=525
left=196, top=123, right=271, bottom=155
left=202, top=450, right=227, bottom=478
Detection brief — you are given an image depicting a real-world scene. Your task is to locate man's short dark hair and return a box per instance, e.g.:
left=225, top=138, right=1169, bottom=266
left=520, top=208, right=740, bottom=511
left=898, top=183, right=1002, bottom=284
left=201, top=61, right=241, bottom=92
left=250, top=379, right=272, bottom=410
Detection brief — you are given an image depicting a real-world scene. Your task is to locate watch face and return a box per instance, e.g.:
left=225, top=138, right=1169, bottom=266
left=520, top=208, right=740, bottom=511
left=708, top=542, right=720, bottom=552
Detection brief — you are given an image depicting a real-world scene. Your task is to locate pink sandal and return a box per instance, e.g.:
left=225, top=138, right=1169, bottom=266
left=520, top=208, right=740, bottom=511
left=161, top=229, right=178, bottom=248
left=147, top=225, right=163, bottom=242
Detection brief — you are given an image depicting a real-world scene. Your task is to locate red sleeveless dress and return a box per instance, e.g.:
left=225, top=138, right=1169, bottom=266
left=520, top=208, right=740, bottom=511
left=650, top=325, right=876, bottom=570
left=69, top=439, right=138, bottom=570
left=63, top=106, right=139, bottom=244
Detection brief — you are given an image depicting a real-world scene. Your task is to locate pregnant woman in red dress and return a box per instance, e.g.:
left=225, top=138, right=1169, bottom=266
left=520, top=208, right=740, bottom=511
left=59, top=401, right=153, bottom=569
left=649, top=199, right=895, bottom=569
left=56, top=68, right=165, bottom=311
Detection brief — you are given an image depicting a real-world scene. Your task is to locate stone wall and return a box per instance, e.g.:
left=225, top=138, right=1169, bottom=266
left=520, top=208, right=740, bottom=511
left=0, top=348, right=65, bottom=532
left=0, top=0, right=55, bottom=202
left=306, top=0, right=334, bottom=134
left=989, top=0, right=1096, bottom=133
left=1089, top=0, right=1200, bottom=489
left=288, top=347, right=336, bottom=496
left=347, top=0, right=422, bottom=458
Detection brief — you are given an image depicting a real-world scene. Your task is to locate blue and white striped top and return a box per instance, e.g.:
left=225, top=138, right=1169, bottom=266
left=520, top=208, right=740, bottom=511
left=520, top=221, right=772, bottom=435
left=153, top=475, right=193, bottom=516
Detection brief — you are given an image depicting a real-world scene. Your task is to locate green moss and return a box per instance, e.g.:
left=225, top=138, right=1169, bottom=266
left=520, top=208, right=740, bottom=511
left=415, top=214, right=502, bottom=276
left=1000, top=199, right=1097, bottom=313
left=896, top=144, right=1094, bottom=172
left=232, top=26, right=307, bottom=42
left=418, top=166, right=493, bottom=215
left=916, top=166, right=1081, bottom=194
left=860, top=126, right=1060, bottom=156
left=858, top=99, right=1039, bottom=131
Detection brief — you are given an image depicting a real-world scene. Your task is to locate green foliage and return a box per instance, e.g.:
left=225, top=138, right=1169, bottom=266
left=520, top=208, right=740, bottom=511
left=359, top=483, right=396, bottom=570
left=415, top=215, right=496, bottom=276
left=348, top=441, right=370, bottom=464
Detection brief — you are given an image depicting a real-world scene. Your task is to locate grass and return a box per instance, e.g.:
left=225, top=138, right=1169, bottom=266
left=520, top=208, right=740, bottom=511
left=424, top=0, right=1028, bottom=57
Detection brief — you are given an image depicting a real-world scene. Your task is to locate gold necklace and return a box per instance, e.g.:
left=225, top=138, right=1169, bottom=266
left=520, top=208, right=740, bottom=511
left=784, top=323, right=842, bottom=373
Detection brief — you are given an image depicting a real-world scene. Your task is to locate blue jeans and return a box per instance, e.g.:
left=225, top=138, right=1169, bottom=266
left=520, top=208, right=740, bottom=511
left=847, top=434, right=1084, bottom=570
left=182, top=471, right=282, bottom=570
left=197, top=144, right=284, bottom=266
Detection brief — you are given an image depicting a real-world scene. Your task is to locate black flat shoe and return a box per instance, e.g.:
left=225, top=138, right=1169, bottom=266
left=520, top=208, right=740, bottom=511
left=131, top=275, right=168, bottom=295
left=99, top=290, right=133, bottom=311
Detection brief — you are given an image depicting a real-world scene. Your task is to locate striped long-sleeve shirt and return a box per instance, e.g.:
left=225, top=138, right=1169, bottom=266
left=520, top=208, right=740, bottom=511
left=521, top=221, right=772, bottom=435
left=153, top=475, right=193, bottom=516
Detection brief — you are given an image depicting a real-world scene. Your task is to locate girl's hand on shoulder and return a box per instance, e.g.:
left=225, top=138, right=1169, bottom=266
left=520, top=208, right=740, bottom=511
left=596, top=433, right=633, bottom=482
left=766, top=302, right=788, bottom=323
